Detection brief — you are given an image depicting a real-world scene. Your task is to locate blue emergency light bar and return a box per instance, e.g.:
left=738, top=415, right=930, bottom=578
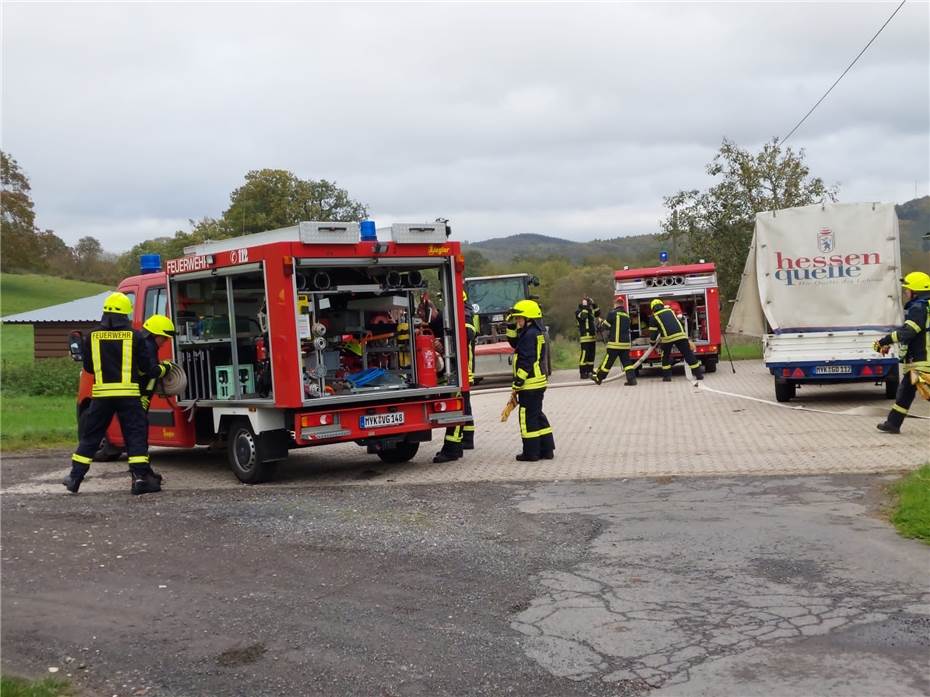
left=360, top=220, right=377, bottom=241
left=140, top=254, right=162, bottom=274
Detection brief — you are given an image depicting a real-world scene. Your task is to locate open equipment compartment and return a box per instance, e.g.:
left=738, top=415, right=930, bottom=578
left=171, top=263, right=273, bottom=403
left=294, top=253, right=463, bottom=404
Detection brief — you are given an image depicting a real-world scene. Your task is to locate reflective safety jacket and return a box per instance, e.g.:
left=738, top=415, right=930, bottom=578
left=82, top=314, right=164, bottom=398
left=575, top=304, right=600, bottom=342
left=648, top=306, right=687, bottom=344
left=464, top=303, right=477, bottom=383
left=603, top=306, right=632, bottom=350
left=508, top=320, right=548, bottom=391
left=879, top=295, right=930, bottom=369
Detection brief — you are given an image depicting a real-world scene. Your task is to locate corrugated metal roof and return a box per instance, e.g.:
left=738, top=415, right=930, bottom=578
left=2, top=291, right=111, bottom=324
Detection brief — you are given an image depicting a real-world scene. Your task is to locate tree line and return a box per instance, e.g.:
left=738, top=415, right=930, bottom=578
left=1, top=138, right=840, bottom=336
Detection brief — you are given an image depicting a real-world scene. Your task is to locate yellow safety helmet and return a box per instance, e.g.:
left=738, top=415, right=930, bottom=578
left=102, top=291, right=133, bottom=315
left=901, top=271, right=930, bottom=292
left=510, top=299, right=542, bottom=320
left=462, top=289, right=468, bottom=302
left=143, top=314, right=176, bottom=337
left=650, top=298, right=665, bottom=310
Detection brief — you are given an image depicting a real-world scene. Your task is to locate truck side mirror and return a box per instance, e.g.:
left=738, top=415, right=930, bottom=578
left=531, top=276, right=540, bottom=286
left=68, top=330, right=83, bottom=362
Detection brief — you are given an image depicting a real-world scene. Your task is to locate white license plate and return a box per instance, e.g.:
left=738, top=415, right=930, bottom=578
left=361, top=412, right=405, bottom=429
left=492, top=314, right=505, bottom=322
left=814, top=365, right=852, bottom=374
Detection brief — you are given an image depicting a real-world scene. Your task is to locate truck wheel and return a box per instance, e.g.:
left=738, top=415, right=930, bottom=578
left=94, top=437, right=123, bottom=462
left=227, top=420, right=274, bottom=484
left=774, top=380, right=796, bottom=403
left=702, top=357, right=718, bottom=373
left=377, top=441, right=419, bottom=464
left=884, top=375, right=899, bottom=399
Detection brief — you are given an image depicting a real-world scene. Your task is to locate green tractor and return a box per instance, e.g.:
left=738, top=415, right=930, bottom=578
left=463, top=273, right=552, bottom=383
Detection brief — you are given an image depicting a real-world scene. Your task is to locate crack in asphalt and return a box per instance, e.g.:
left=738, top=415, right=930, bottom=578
left=508, top=477, right=930, bottom=692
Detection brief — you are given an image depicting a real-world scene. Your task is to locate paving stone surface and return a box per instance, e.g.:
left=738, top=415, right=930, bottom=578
left=3, top=361, right=927, bottom=495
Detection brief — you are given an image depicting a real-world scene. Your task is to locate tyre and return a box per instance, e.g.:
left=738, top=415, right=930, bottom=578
left=774, top=380, right=796, bottom=403
left=884, top=375, right=899, bottom=399
left=226, top=420, right=274, bottom=484
left=376, top=441, right=419, bottom=464
left=702, top=357, right=718, bottom=373
left=94, top=437, right=123, bottom=462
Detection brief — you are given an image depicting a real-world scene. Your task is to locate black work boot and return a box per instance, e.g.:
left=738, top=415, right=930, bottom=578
left=662, top=374, right=672, bottom=382
left=433, top=450, right=461, bottom=463
left=130, top=468, right=162, bottom=495
left=62, top=463, right=89, bottom=493
left=876, top=421, right=901, bottom=434
left=515, top=453, right=540, bottom=462
left=625, top=372, right=637, bottom=386
left=462, top=433, right=475, bottom=450
left=591, top=373, right=603, bottom=385
left=694, top=366, right=705, bottom=381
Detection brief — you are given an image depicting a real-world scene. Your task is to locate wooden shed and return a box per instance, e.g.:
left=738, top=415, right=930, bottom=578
left=2, top=292, right=110, bottom=360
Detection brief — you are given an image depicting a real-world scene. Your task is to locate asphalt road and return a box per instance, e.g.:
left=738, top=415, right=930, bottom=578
left=2, top=467, right=928, bottom=697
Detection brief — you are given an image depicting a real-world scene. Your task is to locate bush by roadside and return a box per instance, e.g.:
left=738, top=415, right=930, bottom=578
left=1, top=358, right=81, bottom=396
left=889, top=464, right=930, bottom=544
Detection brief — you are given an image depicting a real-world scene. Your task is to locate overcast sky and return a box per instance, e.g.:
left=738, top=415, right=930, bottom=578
left=3, top=1, right=928, bottom=252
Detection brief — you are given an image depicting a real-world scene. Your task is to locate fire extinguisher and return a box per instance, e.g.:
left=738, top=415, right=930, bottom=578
left=414, top=333, right=438, bottom=387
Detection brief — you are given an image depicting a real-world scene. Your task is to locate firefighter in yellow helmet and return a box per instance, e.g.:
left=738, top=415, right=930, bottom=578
left=874, top=271, right=930, bottom=433
left=434, top=290, right=478, bottom=462
left=506, top=299, right=554, bottom=461
left=138, top=314, right=176, bottom=413
left=648, top=298, right=704, bottom=381
left=575, top=295, right=600, bottom=379
left=64, top=293, right=173, bottom=495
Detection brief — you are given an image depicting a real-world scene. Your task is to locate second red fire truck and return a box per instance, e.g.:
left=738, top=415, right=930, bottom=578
left=614, top=261, right=722, bottom=374
left=74, top=221, right=472, bottom=483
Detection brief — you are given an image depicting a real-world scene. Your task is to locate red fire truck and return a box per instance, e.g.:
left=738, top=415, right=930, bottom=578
left=613, top=262, right=721, bottom=373
left=75, top=221, right=472, bottom=483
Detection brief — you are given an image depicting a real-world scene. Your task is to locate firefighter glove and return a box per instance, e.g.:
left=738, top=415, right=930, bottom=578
left=140, top=395, right=150, bottom=411
left=512, top=377, right=525, bottom=388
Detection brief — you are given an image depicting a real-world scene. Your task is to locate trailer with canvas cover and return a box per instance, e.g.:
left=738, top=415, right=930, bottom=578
left=727, top=202, right=902, bottom=402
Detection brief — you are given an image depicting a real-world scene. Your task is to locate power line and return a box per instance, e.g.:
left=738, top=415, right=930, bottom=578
left=781, top=0, right=906, bottom=144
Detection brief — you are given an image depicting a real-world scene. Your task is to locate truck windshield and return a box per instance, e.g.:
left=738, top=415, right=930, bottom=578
left=465, top=278, right=527, bottom=314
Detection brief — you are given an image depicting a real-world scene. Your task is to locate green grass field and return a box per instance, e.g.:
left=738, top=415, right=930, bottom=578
left=1, top=272, right=111, bottom=316
left=0, top=395, right=76, bottom=451
left=0, top=273, right=107, bottom=450
left=890, top=465, right=930, bottom=544
left=0, top=676, right=72, bottom=697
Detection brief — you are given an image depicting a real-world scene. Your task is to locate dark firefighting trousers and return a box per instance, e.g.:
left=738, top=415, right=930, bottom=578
left=660, top=339, right=703, bottom=375
left=884, top=375, right=918, bottom=429
left=517, top=388, right=554, bottom=459
left=595, top=348, right=635, bottom=383
left=70, top=397, right=151, bottom=479
left=440, top=392, right=474, bottom=457
left=578, top=340, right=596, bottom=378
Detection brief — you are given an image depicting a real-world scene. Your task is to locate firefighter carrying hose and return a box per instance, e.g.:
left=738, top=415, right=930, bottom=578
left=434, top=290, right=478, bottom=462
left=575, top=296, right=600, bottom=379
left=592, top=295, right=637, bottom=386
left=138, top=314, right=176, bottom=414
left=506, top=300, right=554, bottom=461
left=874, top=271, right=930, bottom=434
left=63, top=293, right=172, bottom=495
left=648, top=298, right=705, bottom=382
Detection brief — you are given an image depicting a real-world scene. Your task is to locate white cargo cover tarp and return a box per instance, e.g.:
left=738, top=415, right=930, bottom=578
left=727, top=203, right=902, bottom=336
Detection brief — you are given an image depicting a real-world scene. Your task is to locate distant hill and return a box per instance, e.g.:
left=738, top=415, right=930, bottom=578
left=467, top=196, right=930, bottom=267
left=468, top=232, right=665, bottom=266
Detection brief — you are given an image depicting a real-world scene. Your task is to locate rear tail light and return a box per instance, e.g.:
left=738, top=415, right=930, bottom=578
left=861, top=365, right=873, bottom=377
left=432, top=399, right=462, bottom=413
left=792, top=368, right=805, bottom=378
left=300, top=413, right=334, bottom=427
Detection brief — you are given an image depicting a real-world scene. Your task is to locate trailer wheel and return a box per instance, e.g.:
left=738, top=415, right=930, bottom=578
left=702, top=357, right=718, bottom=373
left=884, top=375, right=899, bottom=399
left=227, top=420, right=274, bottom=484
left=774, top=380, right=796, bottom=403
left=377, top=441, right=419, bottom=464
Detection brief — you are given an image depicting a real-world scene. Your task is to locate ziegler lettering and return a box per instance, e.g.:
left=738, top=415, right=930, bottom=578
left=773, top=250, right=881, bottom=287
left=427, top=245, right=451, bottom=256
left=166, top=255, right=211, bottom=274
